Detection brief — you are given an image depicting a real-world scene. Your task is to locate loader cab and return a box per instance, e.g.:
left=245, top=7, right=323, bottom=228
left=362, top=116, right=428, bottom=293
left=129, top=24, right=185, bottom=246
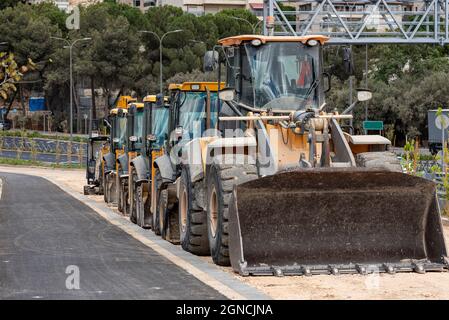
left=126, top=102, right=145, bottom=155
left=207, top=35, right=328, bottom=112
left=109, top=107, right=128, bottom=155
left=137, top=94, right=170, bottom=157
left=86, top=135, right=109, bottom=182
left=168, top=82, right=223, bottom=150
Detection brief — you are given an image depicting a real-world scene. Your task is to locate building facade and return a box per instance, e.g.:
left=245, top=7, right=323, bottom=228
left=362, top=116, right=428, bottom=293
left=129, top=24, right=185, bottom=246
left=117, top=0, right=158, bottom=12
left=183, top=0, right=263, bottom=16
left=27, top=0, right=103, bottom=12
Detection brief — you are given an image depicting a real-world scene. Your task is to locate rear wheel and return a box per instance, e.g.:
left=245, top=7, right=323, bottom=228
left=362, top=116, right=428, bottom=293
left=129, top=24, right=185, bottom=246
left=206, top=156, right=257, bottom=266
left=356, top=151, right=402, bottom=172
left=130, top=169, right=138, bottom=224
left=179, top=167, right=209, bottom=255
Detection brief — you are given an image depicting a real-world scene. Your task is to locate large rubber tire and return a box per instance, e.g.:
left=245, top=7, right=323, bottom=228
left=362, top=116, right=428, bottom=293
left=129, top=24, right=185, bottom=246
left=154, top=168, right=179, bottom=241
left=118, top=178, right=129, bottom=215
left=129, top=169, right=138, bottom=224
left=136, top=181, right=151, bottom=229
left=123, top=180, right=129, bottom=216
left=98, top=163, right=104, bottom=195
left=356, top=151, right=402, bottom=172
left=206, top=156, right=257, bottom=266
left=152, top=169, right=163, bottom=235
left=103, top=174, right=109, bottom=203
left=117, top=178, right=124, bottom=212
left=179, top=167, right=209, bottom=255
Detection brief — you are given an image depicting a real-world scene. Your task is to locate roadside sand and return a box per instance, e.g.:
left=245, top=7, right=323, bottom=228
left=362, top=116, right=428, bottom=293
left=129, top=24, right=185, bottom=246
left=1, top=165, right=448, bottom=300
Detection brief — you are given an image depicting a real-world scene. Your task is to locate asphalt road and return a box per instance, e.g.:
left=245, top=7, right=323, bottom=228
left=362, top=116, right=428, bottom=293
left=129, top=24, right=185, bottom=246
left=0, top=172, right=225, bottom=300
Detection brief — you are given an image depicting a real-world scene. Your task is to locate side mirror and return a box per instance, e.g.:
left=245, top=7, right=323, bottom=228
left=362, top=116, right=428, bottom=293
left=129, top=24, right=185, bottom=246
left=203, top=50, right=218, bottom=72
left=343, top=47, right=354, bottom=76
left=218, top=88, right=235, bottom=102
left=323, top=73, right=331, bottom=93
left=357, top=89, right=372, bottom=102
left=156, top=93, right=164, bottom=107
left=174, top=126, right=183, bottom=140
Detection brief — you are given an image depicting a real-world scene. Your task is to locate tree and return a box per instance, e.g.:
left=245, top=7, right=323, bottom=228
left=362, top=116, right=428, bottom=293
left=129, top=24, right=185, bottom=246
left=0, top=2, right=261, bottom=130
left=0, top=0, right=23, bottom=11
left=165, top=69, right=217, bottom=86
left=77, top=5, right=140, bottom=110
left=0, top=52, right=34, bottom=100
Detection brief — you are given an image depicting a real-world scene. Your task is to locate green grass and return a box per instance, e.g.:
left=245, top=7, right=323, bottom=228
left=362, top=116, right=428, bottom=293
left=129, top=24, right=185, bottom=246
left=0, top=130, right=88, bottom=143
left=399, top=153, right=437, bottom=161
left=0, top=157, right=85, bottom=169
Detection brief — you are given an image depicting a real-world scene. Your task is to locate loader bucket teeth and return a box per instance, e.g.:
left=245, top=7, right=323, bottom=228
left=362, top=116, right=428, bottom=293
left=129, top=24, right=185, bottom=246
left=228, top=168, right=448, bottom=276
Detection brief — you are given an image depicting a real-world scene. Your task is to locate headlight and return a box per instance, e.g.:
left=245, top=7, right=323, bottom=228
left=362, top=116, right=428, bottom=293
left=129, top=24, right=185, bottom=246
left=307, top=39, right=318, bottom=47
left=251, top=39, right=262, bottom=47
left=147, top=134, right=157, bottom=142
left=129, top=136, right=138, bottom=142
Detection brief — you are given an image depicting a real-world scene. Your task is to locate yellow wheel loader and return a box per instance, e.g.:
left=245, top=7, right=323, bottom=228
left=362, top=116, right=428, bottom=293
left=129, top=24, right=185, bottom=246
left=117, top=101, right=147, bottom=216
left=103, top=96, right=135, bottom=205
left=152, top=82, right=223, bottom=247
left=167, top=35, right=448, bottom=276
left=128, top=94, right=170, bottom=229
left=83, top=132, right=109, bottom=195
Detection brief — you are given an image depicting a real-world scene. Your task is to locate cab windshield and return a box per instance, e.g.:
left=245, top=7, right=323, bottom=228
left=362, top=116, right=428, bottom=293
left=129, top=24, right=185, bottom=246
left=133, top=110, right=144, bottom=138
left=242, top=42, right=320, bottom=110
left=178, top=92, right=218, bottom=140
left=114, top=116, right=127, bottom=149
left=152, top=107, right=169, bottom=148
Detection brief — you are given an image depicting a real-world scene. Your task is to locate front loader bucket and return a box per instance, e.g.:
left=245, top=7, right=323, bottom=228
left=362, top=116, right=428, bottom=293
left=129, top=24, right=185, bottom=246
left=228, top=169, right=448, bottom=276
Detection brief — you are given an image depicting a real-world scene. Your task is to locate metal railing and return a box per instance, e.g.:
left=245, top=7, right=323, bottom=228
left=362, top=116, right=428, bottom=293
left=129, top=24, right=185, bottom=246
left=264, top=0, right=449, bottom=45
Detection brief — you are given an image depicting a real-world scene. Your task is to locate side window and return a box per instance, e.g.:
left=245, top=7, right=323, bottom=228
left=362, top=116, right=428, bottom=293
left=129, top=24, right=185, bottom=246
left=225, top=47, right=240, bottom=90
left=226, top=48, right=236, bottom=88
left=240, top=48, right=254, bottom=106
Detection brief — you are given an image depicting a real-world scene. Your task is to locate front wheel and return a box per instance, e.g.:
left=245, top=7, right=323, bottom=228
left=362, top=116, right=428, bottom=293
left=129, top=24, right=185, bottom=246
left=129, top=170, right=138, bottom=224
left=118, top=178, right=129, bottom=215
left=136, top=181, right=151, bottom=228
left=154, top=168, right=179, bottom=242
left=179, top=167, right=209, bottom=255
left=206, top=157, right=257, bottom=266
left=152, top=169, right=163, bottom=235
left=103, top=174, right=109, bottom=203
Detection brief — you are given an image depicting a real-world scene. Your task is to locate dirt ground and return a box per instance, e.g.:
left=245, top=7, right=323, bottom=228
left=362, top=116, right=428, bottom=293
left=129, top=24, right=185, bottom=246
left=1, top=164, right=449, bottom=300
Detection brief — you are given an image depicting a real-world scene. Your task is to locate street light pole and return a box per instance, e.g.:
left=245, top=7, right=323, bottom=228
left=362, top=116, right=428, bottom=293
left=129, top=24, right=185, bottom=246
left=231, top=17, right=263, bottom=34
left=139, top=30, right=183, bottom=95
left=51, top=37, right=91, bottom=142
